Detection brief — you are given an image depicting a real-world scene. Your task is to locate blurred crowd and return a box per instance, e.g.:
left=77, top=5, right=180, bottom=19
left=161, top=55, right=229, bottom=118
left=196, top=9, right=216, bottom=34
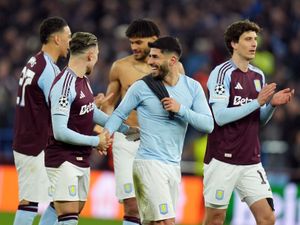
left=0, top=0, right=299, bottom=179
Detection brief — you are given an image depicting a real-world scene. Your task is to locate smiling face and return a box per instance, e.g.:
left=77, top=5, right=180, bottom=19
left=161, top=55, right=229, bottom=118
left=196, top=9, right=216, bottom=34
left=129, top=36, right=157, bottom=61
left=147, top=48, right=170, bottom=80
left=231, top=31, right=258, bottom=61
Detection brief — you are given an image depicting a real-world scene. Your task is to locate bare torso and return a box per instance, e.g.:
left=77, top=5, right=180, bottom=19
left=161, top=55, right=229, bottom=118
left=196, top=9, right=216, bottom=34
left=103, top=55, right=184, bottom=127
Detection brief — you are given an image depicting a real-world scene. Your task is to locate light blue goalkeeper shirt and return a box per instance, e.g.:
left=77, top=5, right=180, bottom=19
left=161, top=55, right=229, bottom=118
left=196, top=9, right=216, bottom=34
left=105, top=75, right=213, bottom=165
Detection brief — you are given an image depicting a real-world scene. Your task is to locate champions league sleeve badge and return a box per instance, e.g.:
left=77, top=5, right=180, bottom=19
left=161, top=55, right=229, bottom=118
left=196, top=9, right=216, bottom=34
left=254, top=79, right=262, bottom=92
left=214, top=84, right=226, bottom=95
left=58, top=95, right=69, bottom=108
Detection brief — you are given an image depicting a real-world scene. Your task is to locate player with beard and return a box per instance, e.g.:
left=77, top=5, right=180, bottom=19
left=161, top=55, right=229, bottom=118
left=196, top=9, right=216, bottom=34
left=45, top=32, right=136, bottom=225
left=99, top=19, right=184, bottom=225
left=105, top=36, right=214, bottom=225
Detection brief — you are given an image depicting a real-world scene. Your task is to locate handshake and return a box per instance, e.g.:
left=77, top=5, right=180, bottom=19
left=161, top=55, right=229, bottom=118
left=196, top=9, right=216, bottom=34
left=96, top=126, right=140, bottom=155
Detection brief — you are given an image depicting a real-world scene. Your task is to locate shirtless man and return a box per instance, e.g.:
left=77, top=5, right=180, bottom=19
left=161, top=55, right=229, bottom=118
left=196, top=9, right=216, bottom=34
left=101, top=19, right=184, bottom=225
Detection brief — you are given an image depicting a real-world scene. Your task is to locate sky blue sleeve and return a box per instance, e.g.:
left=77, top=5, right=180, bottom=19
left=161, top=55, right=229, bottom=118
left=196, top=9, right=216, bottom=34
left=211, top=100, right=261, bottom=126
left=207, top=66, right=261, bottom=126
left=93, top=104, right=129, bottom=133
left=37, top=63, right=60, bottom=105
left=177, top=82, right=214, bottom=133
left=50, top=78, right=99, bottom=147
left=105, top=82, right=141, bottom=134
left=260, top=103, right=275, bottom=125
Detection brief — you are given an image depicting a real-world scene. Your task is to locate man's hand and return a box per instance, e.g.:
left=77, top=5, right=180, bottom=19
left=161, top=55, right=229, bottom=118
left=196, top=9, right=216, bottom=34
left=161, top=97, right=180, bottom=112
left=97, top=129, right=112, bottom=155
left=271, top=88, right=294, bottom=106
left=94, top=93, right=114, bottom=109
left=125, top=126, right=140, bottom=142
left=257, top=83, right=276, bottom=106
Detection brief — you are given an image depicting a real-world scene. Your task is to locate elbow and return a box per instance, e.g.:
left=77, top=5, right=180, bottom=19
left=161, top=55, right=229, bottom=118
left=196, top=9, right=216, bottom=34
left=53, top=129, right=65, bottom=142
left=206, top=118, right=214, bottom=133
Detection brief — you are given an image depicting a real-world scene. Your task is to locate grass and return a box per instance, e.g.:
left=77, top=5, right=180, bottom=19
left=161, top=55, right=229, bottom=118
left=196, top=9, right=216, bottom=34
left=0, top=212, right=122, bottom=225
left=0, top=212, right=200, bottom=225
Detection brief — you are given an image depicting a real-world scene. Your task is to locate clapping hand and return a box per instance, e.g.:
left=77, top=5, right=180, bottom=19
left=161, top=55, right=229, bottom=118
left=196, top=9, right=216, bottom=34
left=271, top=88, right=295, bottom=106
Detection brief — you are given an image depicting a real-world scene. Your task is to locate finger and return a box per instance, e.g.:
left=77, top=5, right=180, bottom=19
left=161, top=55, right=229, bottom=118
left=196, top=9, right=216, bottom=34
left=102, top=92, right=114, bottom=102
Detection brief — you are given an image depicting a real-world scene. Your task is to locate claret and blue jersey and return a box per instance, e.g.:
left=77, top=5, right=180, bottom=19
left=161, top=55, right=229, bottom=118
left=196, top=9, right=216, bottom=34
left=205, top=60, right=274, bottom=165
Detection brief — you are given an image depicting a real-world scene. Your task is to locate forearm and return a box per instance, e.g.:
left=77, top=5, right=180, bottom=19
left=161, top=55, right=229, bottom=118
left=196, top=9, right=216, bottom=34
left=52, top=114, right=99, bottom=146
left=212, top=100, right=260, bottom=126
left=178, top=105, right=214, bottom=133
left=260, top=103, right=275, bottom=125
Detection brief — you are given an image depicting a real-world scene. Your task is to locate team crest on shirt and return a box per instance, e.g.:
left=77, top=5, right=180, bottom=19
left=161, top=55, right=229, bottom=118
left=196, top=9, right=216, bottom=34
left=214, top=84, right=225, bottom=95
left=68, top=185, right=77, bottom=196
left=124, top=183, right=133, bottom=193
left=159, top=203, right=168, bottom=215
left=215, top=189, right=224, bottom=200
left=254, top=79, right=261, bottom=92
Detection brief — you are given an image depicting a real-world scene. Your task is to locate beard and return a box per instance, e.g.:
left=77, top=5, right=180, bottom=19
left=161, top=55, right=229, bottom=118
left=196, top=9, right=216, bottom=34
left=134, top=48, right=150, bottom=61
left=152, top=64, right=169, bottom=80
left=86, top=66, right=92, bottom=75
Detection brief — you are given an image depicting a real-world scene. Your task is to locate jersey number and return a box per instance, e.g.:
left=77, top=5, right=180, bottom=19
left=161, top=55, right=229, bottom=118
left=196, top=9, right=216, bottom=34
left=16, top=67, right=36, bottom=106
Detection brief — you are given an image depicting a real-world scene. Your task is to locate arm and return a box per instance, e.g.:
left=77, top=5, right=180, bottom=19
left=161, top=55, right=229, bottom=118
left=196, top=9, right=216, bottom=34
left=50, top=80, right=99, bottom=147
left=101, top=62, right=122, bottom=114
left=212, top=83, right=276, bottom=126
left=93, top=104, right=129, bottom=133
left=105, top=82, right=141, bottom=134
left=161, top=82, right=213, bottom=133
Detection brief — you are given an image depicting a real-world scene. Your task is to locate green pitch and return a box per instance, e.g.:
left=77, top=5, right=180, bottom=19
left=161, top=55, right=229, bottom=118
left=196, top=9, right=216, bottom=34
left=0, top=212, right=121, bottom=225
left=0, top=212, right=197, bottom=225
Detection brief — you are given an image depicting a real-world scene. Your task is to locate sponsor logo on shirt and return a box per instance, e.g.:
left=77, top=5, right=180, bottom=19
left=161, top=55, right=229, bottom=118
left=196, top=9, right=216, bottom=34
left=159, top=203, right=168, bottom=215
left=79, top=102, right=93, bottom=115
left=233, top=96, right=253, bottom=106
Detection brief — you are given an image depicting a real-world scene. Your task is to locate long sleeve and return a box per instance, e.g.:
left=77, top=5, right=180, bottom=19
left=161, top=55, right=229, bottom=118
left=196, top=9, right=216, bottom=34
left=177, top=82, right=214, bottom=133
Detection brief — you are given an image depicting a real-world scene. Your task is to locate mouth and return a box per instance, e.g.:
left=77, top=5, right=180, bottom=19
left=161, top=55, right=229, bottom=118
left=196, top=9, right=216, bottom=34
left=150, top=65, right=159, bottom=72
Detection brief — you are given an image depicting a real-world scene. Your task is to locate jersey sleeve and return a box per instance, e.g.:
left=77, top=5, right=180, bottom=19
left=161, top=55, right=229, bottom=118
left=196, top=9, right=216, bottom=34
left=177, top=81, right=214, bottom=133
left=50, top=76, right=99, bottom=147
left=105, top=81, right=142, bottom=134
left=207, top=67, right=231, bottom=105
left=38, top=60, right=60, bottom=105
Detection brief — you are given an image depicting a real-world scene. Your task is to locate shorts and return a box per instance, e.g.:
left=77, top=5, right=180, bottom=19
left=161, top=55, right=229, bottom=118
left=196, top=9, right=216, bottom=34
left=203, top=158, right=273, bottom=209
left=46, top=161, right=90, bottom=201
left=13, top=150, right=50, bottom=203
left=133, top=159, right=181, bottom=224
left=112, top=132, right=139, bottom=201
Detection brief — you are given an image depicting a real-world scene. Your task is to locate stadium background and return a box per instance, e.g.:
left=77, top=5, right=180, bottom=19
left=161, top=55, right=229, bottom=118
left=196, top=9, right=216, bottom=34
left=0, top=0, right=300, bottom=224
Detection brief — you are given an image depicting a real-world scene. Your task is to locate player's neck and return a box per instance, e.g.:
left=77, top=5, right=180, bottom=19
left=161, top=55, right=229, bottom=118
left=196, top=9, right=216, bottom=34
left=68, top=58, right=86, bottom=78
left=231, top=54, right=250, bottom=72
left=41, top=44, right=60, bottom=63
left=163, top=71, right=180, bottom=86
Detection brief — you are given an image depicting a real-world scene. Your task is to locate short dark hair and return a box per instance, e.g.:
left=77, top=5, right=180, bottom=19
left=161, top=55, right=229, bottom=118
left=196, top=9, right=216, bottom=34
left=224, top=19, right=261, bottom=55
left=39, top=17, right=68, bottom=44
left=70, top=32, right=98, bottom=55
left=126, top=19, right=160, bottom=38
left=148, top=36, right=182, bottom=58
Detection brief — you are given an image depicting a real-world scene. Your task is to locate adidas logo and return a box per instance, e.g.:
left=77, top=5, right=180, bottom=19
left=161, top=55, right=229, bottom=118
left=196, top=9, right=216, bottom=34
left=234, top=82, right=243, bottom=90
left=80, top=91, right=85, bottom=99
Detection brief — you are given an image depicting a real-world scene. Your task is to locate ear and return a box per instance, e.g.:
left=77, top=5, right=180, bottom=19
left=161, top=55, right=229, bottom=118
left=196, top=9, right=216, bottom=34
left=231, top=41, right=237, bottom=50
left=87, top=51, right=93, bottom=61
left=169, top=55, right=178, bottom=66
left=53, top=34, right=60, bottom=46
